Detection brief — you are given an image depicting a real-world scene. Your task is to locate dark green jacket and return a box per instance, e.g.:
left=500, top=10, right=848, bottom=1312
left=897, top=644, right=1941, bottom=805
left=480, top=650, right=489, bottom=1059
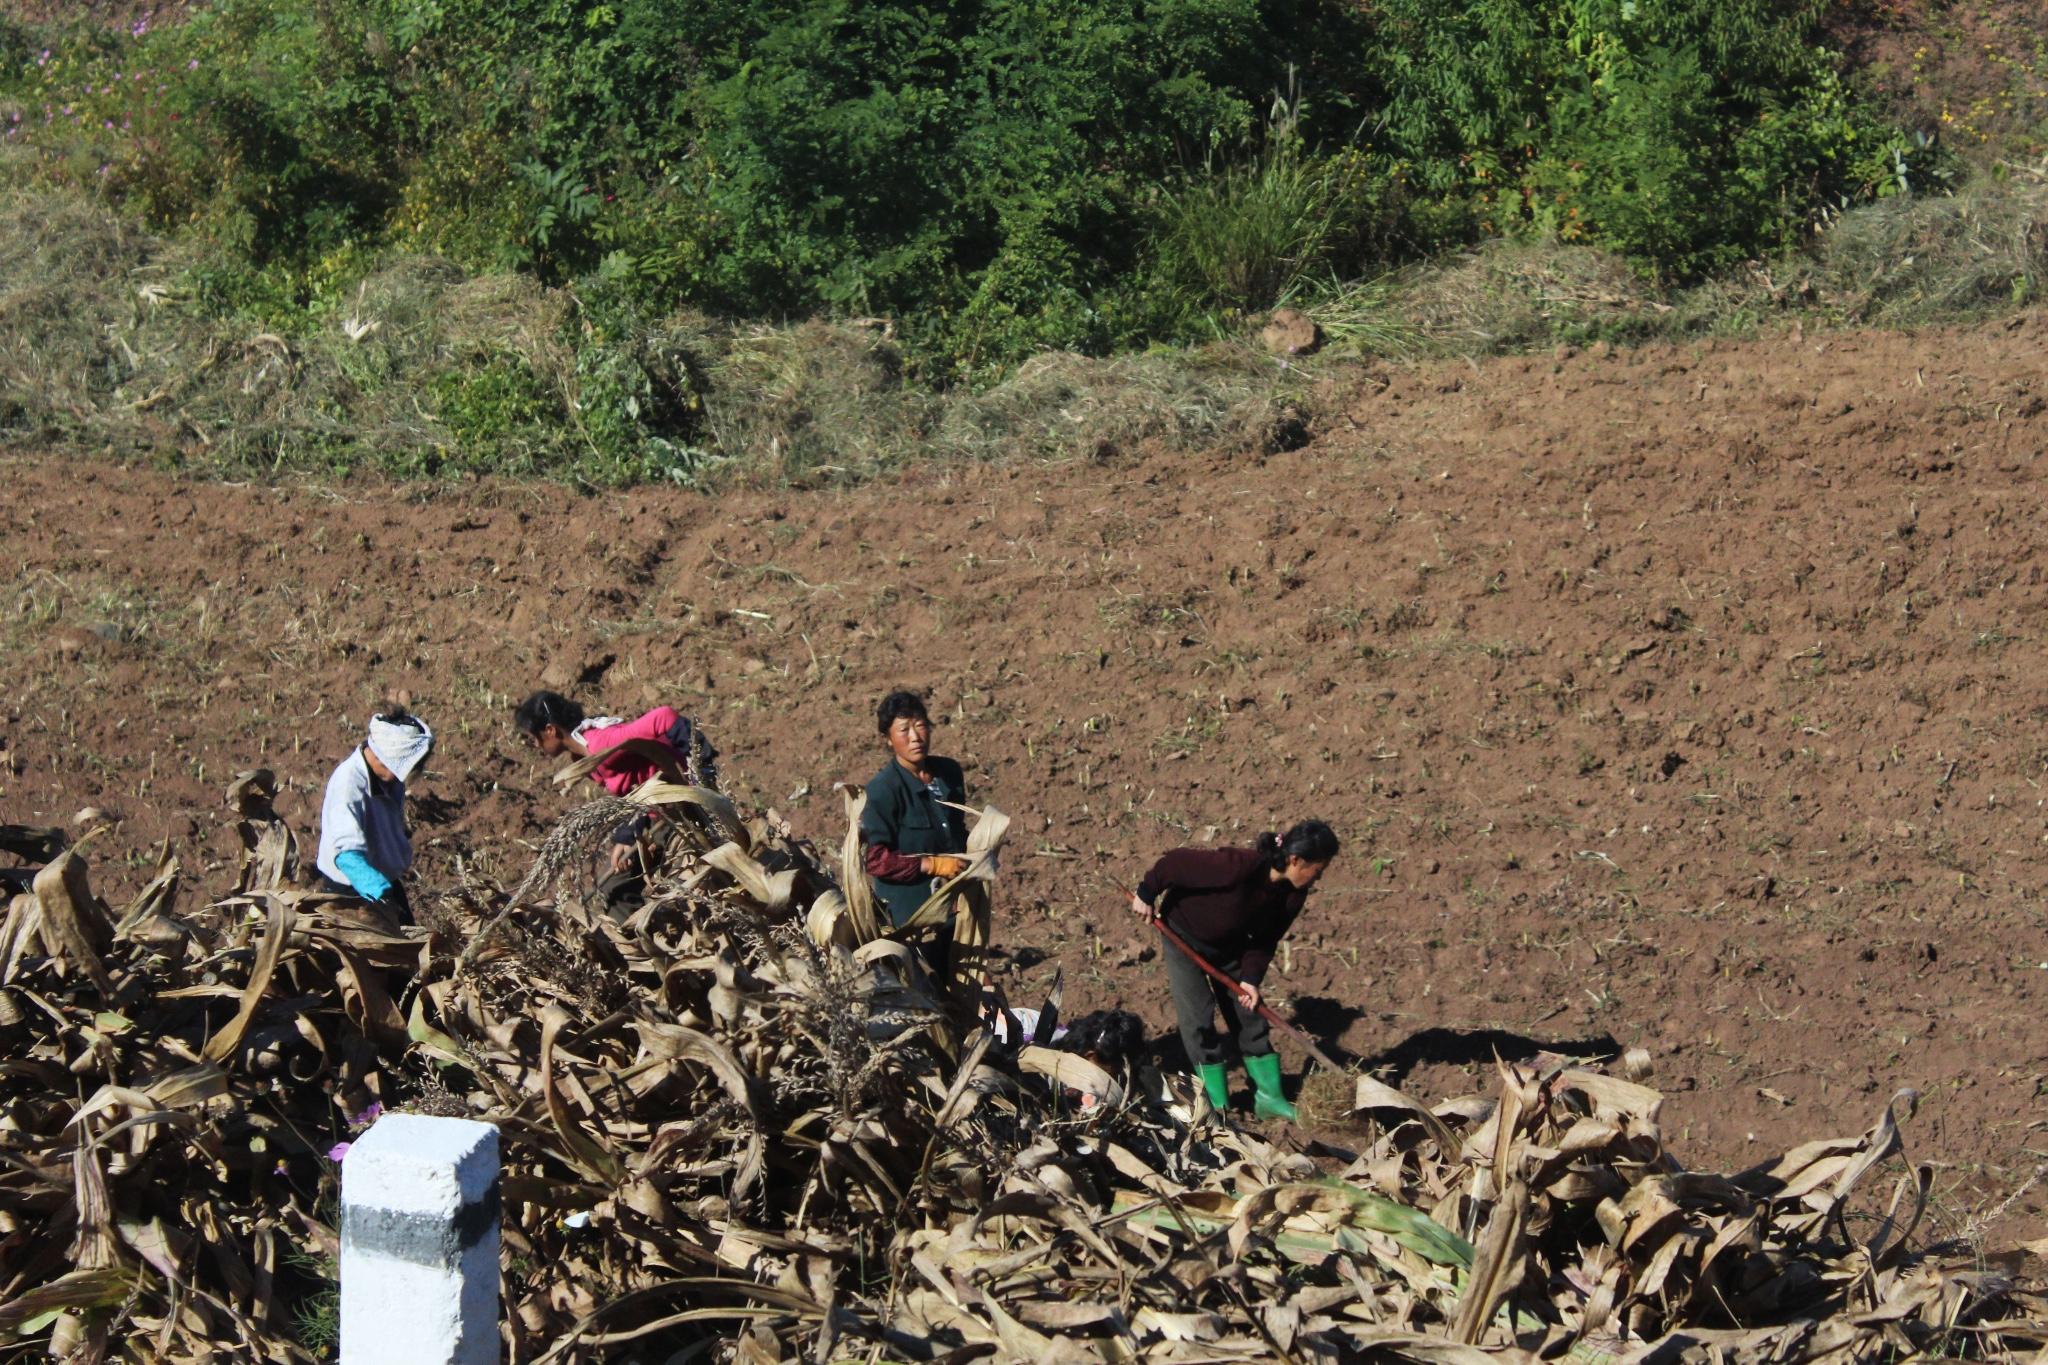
left=860, top=756, right=968, bottom=928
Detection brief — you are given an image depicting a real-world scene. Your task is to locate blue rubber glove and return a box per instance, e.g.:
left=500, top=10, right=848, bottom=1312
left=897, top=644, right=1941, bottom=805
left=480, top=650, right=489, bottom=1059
left=333, top=850, right=393, bottom=902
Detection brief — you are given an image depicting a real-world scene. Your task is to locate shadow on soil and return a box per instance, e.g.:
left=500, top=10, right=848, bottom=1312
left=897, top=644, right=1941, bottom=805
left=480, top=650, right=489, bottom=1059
left=1292, top=995, right=1368, bottom=1056
left=411, top=793, right=466, bottom=826
left=1144, top=1016, right=1624, bottom=1080
left=1367, top=1026, right=1624, bottom=1085
left=1139, top=1003, right=1619, bottom=1082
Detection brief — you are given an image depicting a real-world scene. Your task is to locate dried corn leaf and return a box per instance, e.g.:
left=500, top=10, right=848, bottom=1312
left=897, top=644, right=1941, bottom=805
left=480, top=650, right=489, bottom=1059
left=0, top=774, right=2032, bottom=1365
left=200, top=897, right=292, bottom=1064
left=31, top=843, right=116, bottom=993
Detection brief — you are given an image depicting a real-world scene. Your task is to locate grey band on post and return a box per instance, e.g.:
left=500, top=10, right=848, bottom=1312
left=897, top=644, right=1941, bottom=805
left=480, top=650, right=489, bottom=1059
left=342, top=1185, right=501, bottom=1265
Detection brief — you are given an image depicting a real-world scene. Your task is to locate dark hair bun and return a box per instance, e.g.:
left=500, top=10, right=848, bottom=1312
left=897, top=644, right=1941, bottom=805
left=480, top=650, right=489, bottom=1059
left=1279, top=819, right=1340, bottom=866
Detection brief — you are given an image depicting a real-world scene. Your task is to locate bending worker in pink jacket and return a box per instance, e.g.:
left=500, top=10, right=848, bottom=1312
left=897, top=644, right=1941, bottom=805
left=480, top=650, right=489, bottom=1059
left=515, top=690, right=718, bottom=908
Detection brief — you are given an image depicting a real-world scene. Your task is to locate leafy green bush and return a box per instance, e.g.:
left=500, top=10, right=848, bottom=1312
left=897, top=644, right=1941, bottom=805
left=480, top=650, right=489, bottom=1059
left=0, top=1, right=408, bottom=260
left=0, top=0, right=1945, bottom=391
left=425, top=356, right=557, bottom=474
left=569, top=329, right=717, bottom=488
left=455, top=0, right=1340, bottom=366
left=1359, top=0, right=1939, bottom=276
left=1136, top=122, right=1389, bottom=335
left=2, top=0, right=1373, bottom=369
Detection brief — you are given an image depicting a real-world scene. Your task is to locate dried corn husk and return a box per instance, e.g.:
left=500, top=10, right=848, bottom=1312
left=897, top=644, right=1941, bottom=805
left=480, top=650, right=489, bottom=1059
left=0, top=776, right=2037, bottom=1364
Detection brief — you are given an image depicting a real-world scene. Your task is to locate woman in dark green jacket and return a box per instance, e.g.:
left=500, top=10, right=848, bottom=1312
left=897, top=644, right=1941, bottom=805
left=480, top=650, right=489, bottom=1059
left=860, top=690, right=970, bottom=983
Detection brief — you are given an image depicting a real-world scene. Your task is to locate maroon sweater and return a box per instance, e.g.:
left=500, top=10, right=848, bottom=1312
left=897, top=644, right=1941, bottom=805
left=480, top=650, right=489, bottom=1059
left=1136, top=845, right=1306, bottom=985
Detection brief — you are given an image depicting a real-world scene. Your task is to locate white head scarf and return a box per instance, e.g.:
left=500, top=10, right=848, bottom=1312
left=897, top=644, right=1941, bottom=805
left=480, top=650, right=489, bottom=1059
left=366, top=714, right=434, bottom=782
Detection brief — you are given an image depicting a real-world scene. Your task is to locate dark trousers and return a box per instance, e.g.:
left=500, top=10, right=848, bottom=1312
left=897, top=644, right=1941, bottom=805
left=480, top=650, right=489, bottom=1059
left=597, top=867, right=647, bottom=920
left=599, top=832, right=674, bottom=921
left=916, top=920, right=954, bottom=990
left=1163, top=939, right=1271, bottom=1067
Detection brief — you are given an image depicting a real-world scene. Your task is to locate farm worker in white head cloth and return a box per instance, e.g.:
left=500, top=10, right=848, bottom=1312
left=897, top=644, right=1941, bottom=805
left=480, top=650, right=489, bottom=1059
left=315, top=707, right=432, bottom=924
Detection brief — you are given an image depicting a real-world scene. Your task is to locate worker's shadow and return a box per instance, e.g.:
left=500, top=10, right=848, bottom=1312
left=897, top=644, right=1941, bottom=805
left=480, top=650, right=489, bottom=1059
left=1367, top=1025, right=1624, bottom=1086
left=1147, top=1000, right=1620, bottom=1078
left=410, top=793, right=464, bottom=827
left=1290, top=995, right=1369, bottom=1064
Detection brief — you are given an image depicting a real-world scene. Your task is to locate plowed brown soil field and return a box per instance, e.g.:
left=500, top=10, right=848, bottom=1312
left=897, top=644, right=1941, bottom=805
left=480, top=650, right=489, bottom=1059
left=6, top=315, right=2047, bottom=1242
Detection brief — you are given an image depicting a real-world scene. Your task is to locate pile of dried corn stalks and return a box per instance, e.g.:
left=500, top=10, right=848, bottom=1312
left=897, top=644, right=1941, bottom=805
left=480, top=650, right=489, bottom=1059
left=0, top=771, right=2041, bottom=1363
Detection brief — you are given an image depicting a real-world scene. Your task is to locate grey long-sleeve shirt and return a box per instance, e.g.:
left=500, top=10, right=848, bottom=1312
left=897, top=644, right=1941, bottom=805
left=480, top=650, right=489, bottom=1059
left=315, top=748, right=411, bottom=891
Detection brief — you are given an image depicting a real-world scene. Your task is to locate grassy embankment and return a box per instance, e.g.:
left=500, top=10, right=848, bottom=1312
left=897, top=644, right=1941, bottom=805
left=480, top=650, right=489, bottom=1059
left=0, top=0, right=2043, bottom=489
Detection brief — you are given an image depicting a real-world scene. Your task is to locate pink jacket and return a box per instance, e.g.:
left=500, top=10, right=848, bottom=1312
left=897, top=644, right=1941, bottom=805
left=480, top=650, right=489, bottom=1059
left=581, top=706, right=685, bottom=796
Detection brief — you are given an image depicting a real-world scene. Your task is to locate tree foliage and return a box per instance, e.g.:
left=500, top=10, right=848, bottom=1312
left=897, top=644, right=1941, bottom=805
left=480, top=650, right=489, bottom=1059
left=2, top=0, right=1929, bottom=374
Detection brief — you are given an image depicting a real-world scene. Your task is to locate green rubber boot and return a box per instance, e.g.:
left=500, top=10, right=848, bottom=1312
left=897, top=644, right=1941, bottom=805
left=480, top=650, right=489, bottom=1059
left=1244, top=1052, right=1298, bottom=1122
left=1196, top=1062, right=1230, bottom=1112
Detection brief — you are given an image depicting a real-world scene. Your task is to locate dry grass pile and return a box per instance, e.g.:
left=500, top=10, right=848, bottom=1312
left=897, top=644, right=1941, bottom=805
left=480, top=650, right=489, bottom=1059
left=938, top=345, right=1308, bottom=463
left=0, top=177, right=1297, bottom=487
left=1791, top=178, right=2048, bottom=325
left=1392, top=245, right=1664, bottom=352
left=1, top=769, right=2044, bottom=1362
left=0, top=181, right=1298, bottom=485
left=698, top=321, right=1303, bottom=484
left=0, top=178, right=582, bottom=473
left=4, top=169, right=2042, bottom=486
left=1389, top=176, right=2047, bottom=356
left=0, top=180, right=167, bottom=434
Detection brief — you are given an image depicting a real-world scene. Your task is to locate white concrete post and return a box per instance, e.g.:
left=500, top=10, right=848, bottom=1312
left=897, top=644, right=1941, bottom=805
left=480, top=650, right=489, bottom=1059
left=340, top=1114, right=500, bottom=1365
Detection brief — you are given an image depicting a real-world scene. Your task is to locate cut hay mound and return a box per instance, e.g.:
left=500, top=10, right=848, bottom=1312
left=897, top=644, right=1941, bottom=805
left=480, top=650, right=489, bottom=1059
left=1, top=776, right=2042, bottom=1363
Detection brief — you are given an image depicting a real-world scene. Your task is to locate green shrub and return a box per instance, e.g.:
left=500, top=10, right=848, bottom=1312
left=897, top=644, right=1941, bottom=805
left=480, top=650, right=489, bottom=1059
left=1136, top=114, right=1386, bottom=331
left=0, top=0, right=1950, bottom=387
left=569, top=335, right=717, bottom=489
left=1360, top=0, right=1941, bottom=276
left=425, top=356, right=556, bottom=473
left=4, top=0, right=1368, bottom=368
left=942, top=214, right=1110, bottom=375
left=538, top=0, right=1339, bottom=366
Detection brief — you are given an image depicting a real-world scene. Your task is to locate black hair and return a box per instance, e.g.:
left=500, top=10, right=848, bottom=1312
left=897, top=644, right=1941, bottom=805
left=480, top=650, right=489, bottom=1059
left=514, top=690, right=584, bottom=737
left=875, top=689, right=930, bottom=736
left=1257, top=819, right=1340, bottom=869
left=1059, top=1010, right=1146, bottom=1069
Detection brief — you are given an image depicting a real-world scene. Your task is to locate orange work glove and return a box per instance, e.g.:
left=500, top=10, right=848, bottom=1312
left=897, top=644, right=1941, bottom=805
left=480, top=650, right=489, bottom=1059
left=921, top=855, right=970, bottom=879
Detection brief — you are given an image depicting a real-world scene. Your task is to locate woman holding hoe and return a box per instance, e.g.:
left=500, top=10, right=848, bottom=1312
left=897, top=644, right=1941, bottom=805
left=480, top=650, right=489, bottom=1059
left=1129, top=820, right=1340, bottom=1120
left=861, top=690, right=971, bottom=986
